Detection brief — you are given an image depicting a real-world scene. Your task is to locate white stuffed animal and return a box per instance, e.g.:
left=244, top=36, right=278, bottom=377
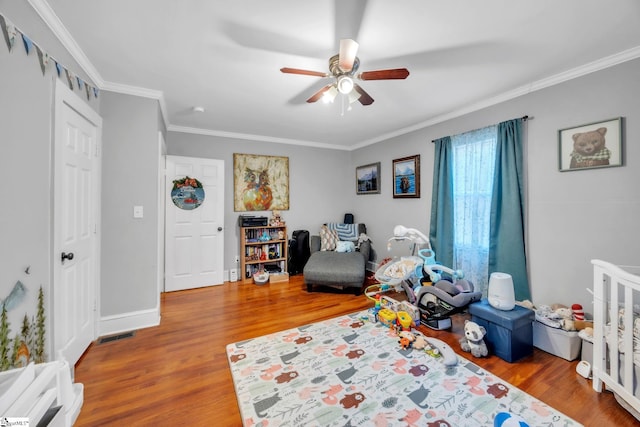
left=459, top=320, right=488, bottom=357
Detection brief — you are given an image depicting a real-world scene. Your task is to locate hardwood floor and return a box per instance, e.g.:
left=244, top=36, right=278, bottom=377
left=74, top=275, right=636, bottom=426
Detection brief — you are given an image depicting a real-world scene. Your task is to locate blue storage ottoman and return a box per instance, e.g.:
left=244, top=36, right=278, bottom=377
left=468, top=301, right=534, bottom=362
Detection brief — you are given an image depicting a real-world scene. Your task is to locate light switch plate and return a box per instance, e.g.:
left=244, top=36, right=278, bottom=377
left=133, top=205, right=144, bottom=218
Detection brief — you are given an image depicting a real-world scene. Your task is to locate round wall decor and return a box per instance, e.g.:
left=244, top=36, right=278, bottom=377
left=171, top=176, right=205, bottom=210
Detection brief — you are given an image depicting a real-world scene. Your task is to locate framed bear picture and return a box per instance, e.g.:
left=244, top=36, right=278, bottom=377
left=558, top=117, right=623, bottom=171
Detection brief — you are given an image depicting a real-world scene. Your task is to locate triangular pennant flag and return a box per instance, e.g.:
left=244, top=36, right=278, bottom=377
left=93, top=87, right=99, bottom=98
left=65, top=69, right=74, bottom=90
left=85, top=83, right=91, bottom=101
left=0, top=15, right=17, bottom=52
left=55, top=61, right=63, bottom=77
left=76, top=76, right=84, bottom=91
left=21, top=33, right=33, bottom=55
left=36, top=45, right=50, bottom=75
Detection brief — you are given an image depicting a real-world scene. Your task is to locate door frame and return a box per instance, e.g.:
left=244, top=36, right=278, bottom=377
left=52, top=77, right=102, bottom=361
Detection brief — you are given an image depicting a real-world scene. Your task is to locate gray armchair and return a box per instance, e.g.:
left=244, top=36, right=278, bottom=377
left=303, top=224, right=370, bottom=294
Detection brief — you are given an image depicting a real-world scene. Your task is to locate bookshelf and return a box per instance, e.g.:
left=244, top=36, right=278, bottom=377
left=239, top=225, right=288, bottom=283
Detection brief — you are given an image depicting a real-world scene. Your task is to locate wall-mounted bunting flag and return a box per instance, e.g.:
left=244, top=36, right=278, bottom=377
left=21, top=33, right=33, bottom=55
left=0, top=15, right=17, bottom=52
left=36, top=46, right=50, bottom=75
left=65, top=69, right=74, bottom=90
left=1, top=11, right=99, bottom=101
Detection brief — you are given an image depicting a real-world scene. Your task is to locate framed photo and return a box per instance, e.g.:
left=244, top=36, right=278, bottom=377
left=558, top=117, right=623, bottom=171
left=356, top=162, right=380, bottom=195
left=393, top=155, right=420, bottom=198
left=233, top=153, right=289, bottom=211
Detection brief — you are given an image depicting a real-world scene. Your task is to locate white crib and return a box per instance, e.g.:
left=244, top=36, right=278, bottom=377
left=592, top=259, right=640, bottom=419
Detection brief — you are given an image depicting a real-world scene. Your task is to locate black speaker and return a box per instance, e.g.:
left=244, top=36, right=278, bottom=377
left=344, top=213, right=354, bottom=224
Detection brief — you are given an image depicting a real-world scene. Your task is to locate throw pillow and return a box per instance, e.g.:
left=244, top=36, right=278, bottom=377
left=320, top=226, right=339, bottom=251
left=336, top=241, right=355, bottom=253
left=326, top=223, right=360, bottom=241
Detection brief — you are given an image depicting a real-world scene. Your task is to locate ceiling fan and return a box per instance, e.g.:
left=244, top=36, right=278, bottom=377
left=280, top=39, right=409, bottom=106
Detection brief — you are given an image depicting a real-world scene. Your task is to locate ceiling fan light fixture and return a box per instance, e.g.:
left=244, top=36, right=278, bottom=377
left=347, top=90, right=360, bottom=104
left=337, top=75, right=354, bottom=94
left=322, top=86, right=338, bottom=103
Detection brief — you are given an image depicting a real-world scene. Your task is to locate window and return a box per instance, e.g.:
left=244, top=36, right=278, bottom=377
left=451, top=125, right=497, bottom=292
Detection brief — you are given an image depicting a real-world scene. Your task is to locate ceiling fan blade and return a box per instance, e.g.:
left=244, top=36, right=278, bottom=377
left=358, top=68, right=410, bottom=80
left=306, top=84, right=335, bottom=103
left=280, top=67, right=329, bottom=78
left=353, top=84, right=374, bottom=106
left=338, top=39, right=359, bottom=72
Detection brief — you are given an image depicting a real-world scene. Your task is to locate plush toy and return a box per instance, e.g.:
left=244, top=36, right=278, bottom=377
left=413, top=335, right=428, bottom=350
left=553, top=307, right=576, bottom=331
left=572, top=303, right=585, bottom=321
left=398, top=331, right=415, bottom=350
left=460, top=320, right=488, bottom=357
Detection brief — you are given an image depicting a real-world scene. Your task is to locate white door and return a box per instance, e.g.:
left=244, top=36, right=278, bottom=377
left=53, top=78, right=101, bottom=365
left=165, top=155, right=224, bottom=291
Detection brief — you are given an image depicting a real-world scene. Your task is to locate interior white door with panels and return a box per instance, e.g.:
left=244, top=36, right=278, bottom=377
left=165, top=155, right=224, bottom=291
left=53, top=78, right=102, bottom=366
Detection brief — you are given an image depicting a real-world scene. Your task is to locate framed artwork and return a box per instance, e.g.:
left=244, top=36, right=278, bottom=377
left=393, top=155, right=420, bottom=198
left=558, top=117, right=623, bottom=171
left=356, top=162, right=380, bottom=195
left=233, top=153, right=289, bottom=211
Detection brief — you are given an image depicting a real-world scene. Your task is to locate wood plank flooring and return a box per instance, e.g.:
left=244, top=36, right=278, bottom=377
left=74, top=275, right=636, bottom=426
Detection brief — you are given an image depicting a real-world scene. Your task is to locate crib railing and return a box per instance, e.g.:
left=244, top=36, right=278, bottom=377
left=592, top=259, right=640, bottom=415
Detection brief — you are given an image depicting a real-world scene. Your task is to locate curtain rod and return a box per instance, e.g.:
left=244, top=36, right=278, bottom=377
left=431, top=115, right=531, bottom=143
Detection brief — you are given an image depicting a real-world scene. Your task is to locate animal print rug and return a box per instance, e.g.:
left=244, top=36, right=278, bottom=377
left=226, top=311, right=582, bottom=427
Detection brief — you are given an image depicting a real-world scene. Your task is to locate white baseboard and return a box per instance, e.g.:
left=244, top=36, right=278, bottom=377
left=99, top=307, right=160, bottom=337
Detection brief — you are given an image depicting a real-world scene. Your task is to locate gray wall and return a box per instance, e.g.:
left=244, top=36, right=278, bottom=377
left=0, top=2, right=99, bottom=354
left=168, top=58, right=640, bottom=314
left=100, top=92, right=163, bottom=317
left=166, top=133, right=355, bottom=268
left=352, top=58, right=640, bottom=312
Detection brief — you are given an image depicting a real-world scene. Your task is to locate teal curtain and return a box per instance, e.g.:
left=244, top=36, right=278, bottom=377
left=489, top=118, right=530, bottom=300
left=429, top=136, right=455, bottom=268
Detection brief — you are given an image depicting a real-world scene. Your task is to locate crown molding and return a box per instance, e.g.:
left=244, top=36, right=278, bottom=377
left=27, top=0, right=104, bottom=87
left=167, top=125, right=350, bottom=151
left=353, top=45, right=640, bottom=150
left=27, top=0, right=640, bottom=151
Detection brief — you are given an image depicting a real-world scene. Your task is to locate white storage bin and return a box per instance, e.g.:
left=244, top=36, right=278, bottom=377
left=532, top=321, right=582, bottom=361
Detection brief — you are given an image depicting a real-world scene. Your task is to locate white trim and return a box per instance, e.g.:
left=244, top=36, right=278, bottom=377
left=167, top=124, right=351, bottom=151
left=352, top=45, right=640, bottom=149
left=101, top=82, right=170, bottom=127
left=29, top=0, right=640, bottom=149
left=99, top=308, right=161, bottom=337
left=27, top=0, right=104, bottom=87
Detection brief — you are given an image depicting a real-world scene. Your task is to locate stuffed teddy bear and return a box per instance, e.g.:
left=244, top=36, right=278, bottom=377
left=459, top=320, right=488, bottom=357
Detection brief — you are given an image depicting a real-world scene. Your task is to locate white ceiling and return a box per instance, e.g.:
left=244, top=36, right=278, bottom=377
left=36, top=0, right=640, bottom=150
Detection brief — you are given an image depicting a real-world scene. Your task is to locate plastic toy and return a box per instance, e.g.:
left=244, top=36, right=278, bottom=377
left=494, top=412, right=530, bottom=427
left=377, top=308, right=397, bottom=328
left=396, top=311, right=413, bottom=330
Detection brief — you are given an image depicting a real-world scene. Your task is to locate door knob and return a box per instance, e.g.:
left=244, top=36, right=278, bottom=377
left=218, top=227, right=223, bottom=231
left=61, top=252, right=74, bottom=263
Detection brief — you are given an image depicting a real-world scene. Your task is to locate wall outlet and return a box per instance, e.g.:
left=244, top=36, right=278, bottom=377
left=230, top=269, right=238, bottom=282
